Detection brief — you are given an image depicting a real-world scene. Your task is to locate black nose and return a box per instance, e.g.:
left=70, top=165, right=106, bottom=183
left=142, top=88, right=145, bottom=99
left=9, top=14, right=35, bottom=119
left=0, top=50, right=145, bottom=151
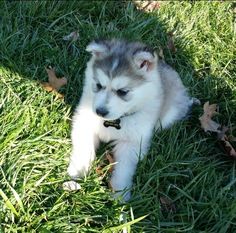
left=96, top=107, right=109, bottom=117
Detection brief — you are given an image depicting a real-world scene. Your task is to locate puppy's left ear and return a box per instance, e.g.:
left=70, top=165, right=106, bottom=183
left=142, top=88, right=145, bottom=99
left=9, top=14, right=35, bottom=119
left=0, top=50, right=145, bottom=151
left=133, top=49, right=157, bottom=72
left=86, top=40, right=110, bottom=59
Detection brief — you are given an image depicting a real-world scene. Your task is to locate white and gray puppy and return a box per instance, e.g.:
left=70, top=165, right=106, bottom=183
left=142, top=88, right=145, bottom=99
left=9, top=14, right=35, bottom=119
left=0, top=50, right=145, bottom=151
left=68, top=39, right=194, bottom=201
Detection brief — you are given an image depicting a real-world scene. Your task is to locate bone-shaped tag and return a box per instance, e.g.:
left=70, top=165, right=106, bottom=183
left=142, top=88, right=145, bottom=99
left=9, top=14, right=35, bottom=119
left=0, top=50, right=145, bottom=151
left=103, top=119, right=121, bottom=130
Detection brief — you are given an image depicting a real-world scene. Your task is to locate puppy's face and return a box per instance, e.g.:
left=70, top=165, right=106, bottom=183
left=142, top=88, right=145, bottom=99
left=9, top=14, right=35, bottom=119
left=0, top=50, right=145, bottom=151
left=92, top=69, right=143, bottom=120
left=86, top=39, right=157, bottom=120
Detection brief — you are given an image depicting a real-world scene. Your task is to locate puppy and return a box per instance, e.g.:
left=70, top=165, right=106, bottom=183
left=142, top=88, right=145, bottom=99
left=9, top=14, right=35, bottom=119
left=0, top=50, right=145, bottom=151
left=67, top=39, right=194, bottom=201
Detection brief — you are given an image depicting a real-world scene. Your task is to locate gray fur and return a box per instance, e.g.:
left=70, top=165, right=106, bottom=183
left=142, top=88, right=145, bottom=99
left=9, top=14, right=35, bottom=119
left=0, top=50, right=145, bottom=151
left=92, top=39, right=153, bottom=80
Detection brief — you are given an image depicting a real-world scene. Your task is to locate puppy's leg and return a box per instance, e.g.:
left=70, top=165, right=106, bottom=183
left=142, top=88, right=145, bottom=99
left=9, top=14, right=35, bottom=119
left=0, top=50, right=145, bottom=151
left=67, top=112, right=99, bottom=179
left=110, top=140, right=149, bottom=201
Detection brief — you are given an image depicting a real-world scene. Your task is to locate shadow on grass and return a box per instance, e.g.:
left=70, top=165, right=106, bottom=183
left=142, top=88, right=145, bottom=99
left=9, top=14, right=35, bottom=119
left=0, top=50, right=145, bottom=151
left=0, top=1, right=200, bottom=110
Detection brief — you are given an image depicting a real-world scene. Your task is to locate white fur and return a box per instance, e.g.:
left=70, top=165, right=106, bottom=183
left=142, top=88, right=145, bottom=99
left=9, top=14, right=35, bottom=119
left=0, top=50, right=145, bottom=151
left=68, top=42, right=193, bottom=201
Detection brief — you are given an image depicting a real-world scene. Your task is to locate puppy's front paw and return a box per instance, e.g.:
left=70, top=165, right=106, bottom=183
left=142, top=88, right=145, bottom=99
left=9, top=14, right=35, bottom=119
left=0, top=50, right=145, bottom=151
left=67, top=161, right=89, bottom=179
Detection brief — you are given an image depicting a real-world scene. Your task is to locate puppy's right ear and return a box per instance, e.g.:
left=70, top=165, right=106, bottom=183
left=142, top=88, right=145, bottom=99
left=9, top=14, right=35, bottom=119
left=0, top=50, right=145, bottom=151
left=86, top=40, right=110, bottom=59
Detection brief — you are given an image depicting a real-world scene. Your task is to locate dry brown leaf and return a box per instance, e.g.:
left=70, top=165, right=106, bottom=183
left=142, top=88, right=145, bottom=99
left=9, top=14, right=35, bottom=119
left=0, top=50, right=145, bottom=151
left=220, top=139, right=236, bottom=158
left=96, top=152, right=115, bottom=190
left=45, top=67, right=67, bottom=90
left=96, top=151, right=115, bottom=179
left=199, top=102, right=236, bottom=158
left=134, top=1, right=160, bottom=12
left=95, top=166, right=103, bottom=175
left=41, top=82, right=54, bottom=92
left=217, top=126, right=236, bottom=158
left=41, top=66, right=67, bottom=98
left=105, top=152, right=115, bottom=173
left=41, top=82, right=65, bottom=98
left=199, top=101, right=221, bottom=133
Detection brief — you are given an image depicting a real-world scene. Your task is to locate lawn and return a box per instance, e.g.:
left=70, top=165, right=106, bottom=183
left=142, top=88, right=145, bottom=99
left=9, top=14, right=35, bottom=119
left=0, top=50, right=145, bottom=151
left=0, top=1, right=235, bottom=232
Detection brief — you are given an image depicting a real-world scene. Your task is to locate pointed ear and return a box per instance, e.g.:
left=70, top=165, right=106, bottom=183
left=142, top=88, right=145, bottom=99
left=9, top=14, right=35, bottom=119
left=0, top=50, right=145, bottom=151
left=133, top=50, right=157, bottom=72
left=86, top=40, right=110, bottom=59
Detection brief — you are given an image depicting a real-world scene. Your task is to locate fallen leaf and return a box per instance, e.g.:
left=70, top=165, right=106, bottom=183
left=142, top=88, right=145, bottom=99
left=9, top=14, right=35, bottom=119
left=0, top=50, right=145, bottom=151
left=220, top=139, right=236, bottom=158
left=95, top=166, right=103, bottom=175
left=41, top=66, right=67, bottom=98
left=199, top=102, right=236, bottom=158
left=96, top=151, right=115, bottom=191
left=106, top=152, right=115, bottom=173
left=63, top=181, right=81, bottom=191
left=134, top=1, right=160, bottom=12
left=45, top=66, right=67, bottom=90
left=217, top=126, right=236, bottom=158
left=167, top=31, right=177, bottom=53
left=63, top=31, right=79, bottom=41
left=96, top=151, right=115, bottom=181
left=199, top=101, right=221, bottom=133
left=41, top=82, right=65, bottom=98
left=41, top=82, right=54, bottom=92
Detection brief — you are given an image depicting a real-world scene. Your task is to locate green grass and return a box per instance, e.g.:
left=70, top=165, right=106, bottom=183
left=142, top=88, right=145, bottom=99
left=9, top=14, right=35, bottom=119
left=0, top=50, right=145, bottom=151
left=0, top=1, right=236, bottom=232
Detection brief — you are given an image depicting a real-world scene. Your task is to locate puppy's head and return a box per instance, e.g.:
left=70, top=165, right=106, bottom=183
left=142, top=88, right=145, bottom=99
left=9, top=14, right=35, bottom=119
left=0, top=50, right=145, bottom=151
left=86, top=39, right=158, bottom=120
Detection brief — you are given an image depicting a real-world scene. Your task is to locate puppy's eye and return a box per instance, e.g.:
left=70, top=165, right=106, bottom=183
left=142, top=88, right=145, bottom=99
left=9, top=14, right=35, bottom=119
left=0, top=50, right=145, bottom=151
left=96, top=83, right=103, bottom=90
left=116, top=89, right=129, bottom=97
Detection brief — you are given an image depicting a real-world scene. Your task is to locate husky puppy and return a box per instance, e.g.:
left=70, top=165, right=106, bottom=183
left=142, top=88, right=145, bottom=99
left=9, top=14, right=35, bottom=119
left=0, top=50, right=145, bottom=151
left=68, top=39, right=194, bottom=201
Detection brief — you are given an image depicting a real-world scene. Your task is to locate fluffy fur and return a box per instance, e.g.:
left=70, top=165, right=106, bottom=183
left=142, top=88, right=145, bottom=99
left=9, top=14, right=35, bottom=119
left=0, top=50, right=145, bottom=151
left=67, top=39, right=194, bottom=201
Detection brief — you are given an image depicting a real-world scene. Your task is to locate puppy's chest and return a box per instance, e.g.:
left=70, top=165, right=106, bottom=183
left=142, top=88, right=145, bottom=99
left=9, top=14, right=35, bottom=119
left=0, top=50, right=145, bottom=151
left=96, top=115, right=151, bottom=143
left=97, top=120, right=125, bottom=142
